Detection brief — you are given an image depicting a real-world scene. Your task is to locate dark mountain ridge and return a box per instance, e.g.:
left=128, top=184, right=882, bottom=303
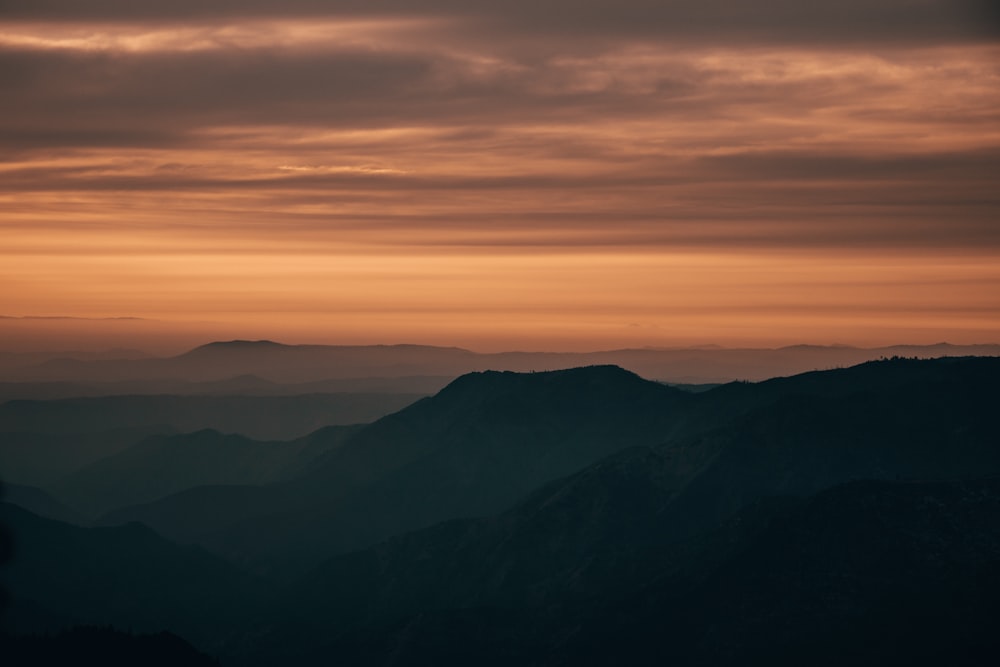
left=100, top=366, right=695, bottom=573
left=258, top=356, right=999, bottom=638
left=6, top=357, right=1000, bottom=665
left=244, top=476, right=1000, bottom=666
left=556, top=477, right=1000, bottom=667
left=99, top=357, right=1000, bottom=576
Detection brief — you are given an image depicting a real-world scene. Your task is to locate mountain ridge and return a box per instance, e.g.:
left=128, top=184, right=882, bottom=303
left=8, top=340, right=999, bottom=385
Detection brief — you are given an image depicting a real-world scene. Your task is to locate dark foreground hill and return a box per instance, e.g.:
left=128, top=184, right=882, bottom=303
left=0, top=503, right=263, bottom=650
left=0, top=626, right=220, bottom=667
left=299, top=477, right=1000, bottom=667
left=0, top=484, right=83, bottom=525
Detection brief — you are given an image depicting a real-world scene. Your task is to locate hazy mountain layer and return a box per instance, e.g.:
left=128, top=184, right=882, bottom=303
left=0, top=484, right=84, bottom=525
left=52, top=426, right=360, bottom=518
left=8, top=339, right=999, bottom=385
left=0, top=426, right=176, bottom=488
left=0, top=392, right=424, bottom=441
left=0, top=375, right=451, bottom=401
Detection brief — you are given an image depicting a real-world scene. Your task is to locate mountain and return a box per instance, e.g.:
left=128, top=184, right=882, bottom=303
left=0, top=503, right=263, bottom=652
left=0, top=426, right=176, bottom=488
left=259, top=353, right=999, bottom=631
left=101, top=366, right=695, bottom=573
left=52, top=426, right=360, bottom=518
left=0, top=484, right=84, bottom=525
left=272, top=444, right=719, bottom=643
left=558, top=478, right=1000, bottom=667
left=9, top=339, right=1000, bottom=385
left=0, top=392, right=424, bottom=441
left=236, top=357, right=1000, bottom=661
left=0, top=375, right=451, bottom=401
left=9, top=341, right=479, bottom=384
left=284, top=478, right=1000, bottom=667
left=5, top=357, right=1000, bottom=665
left=100, top=357, right=1000, bottom=578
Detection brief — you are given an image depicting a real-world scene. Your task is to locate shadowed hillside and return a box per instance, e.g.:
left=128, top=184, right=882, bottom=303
left=102, top=366, right=695, bottom=573
left=0, top=503, right=264, bottom=652
left=295, top=478, right=1000, bottom=667
left=0, top=627, right=220, bottom=667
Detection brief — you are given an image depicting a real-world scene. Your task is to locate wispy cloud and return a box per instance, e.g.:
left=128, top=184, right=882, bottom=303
left=0, top=2, right=997, bottom=349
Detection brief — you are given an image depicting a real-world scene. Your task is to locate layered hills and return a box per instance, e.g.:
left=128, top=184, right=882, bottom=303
left=6, top=339, right=1000, bottom=386
left=101, top=366, right=695, bottom=572
left=2, top=355, right=998, bottom=665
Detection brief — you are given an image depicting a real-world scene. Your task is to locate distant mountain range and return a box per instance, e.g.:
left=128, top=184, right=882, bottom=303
left=4, top=339, right=999, bottom=386
left=0, top=392, right=425, bottom=441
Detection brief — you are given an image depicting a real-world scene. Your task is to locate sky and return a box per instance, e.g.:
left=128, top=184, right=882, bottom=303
left=1, top=1, right=998, bottom=353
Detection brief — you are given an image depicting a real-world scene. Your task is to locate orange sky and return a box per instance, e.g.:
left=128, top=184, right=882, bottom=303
left=1, top=2, right=998, bottom=353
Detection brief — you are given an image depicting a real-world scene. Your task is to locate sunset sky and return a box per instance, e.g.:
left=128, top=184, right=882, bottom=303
left=1, top=1, right=998, bottom=353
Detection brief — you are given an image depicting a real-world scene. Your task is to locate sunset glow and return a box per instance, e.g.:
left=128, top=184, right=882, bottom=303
left=2, top=2, right=998, bottom=352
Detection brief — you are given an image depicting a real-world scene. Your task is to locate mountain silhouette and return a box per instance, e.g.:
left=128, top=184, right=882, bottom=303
left=0, top=484, right=84, bottom=525
left=6, top=356, right=1000, bottom=664
left=232, top=357, right=1000, bottom=661
left=10, top=339, right=1000, bottom=385
left=0, top=392, right=423, bottom=441
left=51, top=426, right=360, bottom=517
left=558, top=478, right=1000, bottom=667
left=0, top=503, right=262, bottom=651
left=295, top=478, right=1000, bottom=667
left=0, top=426, right=176, bottom=488
left=258, top=355, right=999, bottom=636
left=99, top=358, right=1000, bottom=577
left=101, top=366, right=694, bottom=572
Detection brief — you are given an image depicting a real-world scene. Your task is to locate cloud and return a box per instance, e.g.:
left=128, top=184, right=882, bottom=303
left=0, top=1, right=996, bottom=44
left=0, top=3, right=997, bottom=348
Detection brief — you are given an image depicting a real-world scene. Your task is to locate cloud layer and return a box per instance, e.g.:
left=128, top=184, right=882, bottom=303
left=1, top=2, right=998, bottom=350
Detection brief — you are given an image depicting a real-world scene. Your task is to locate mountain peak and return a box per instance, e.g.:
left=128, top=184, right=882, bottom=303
left=440, top=364, right=646, bottom=392
left=196, top=339, right=285, bottom=350
left=426, top=365, right=683, bottom=414
left=180, top=340, right=289, bottom=357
